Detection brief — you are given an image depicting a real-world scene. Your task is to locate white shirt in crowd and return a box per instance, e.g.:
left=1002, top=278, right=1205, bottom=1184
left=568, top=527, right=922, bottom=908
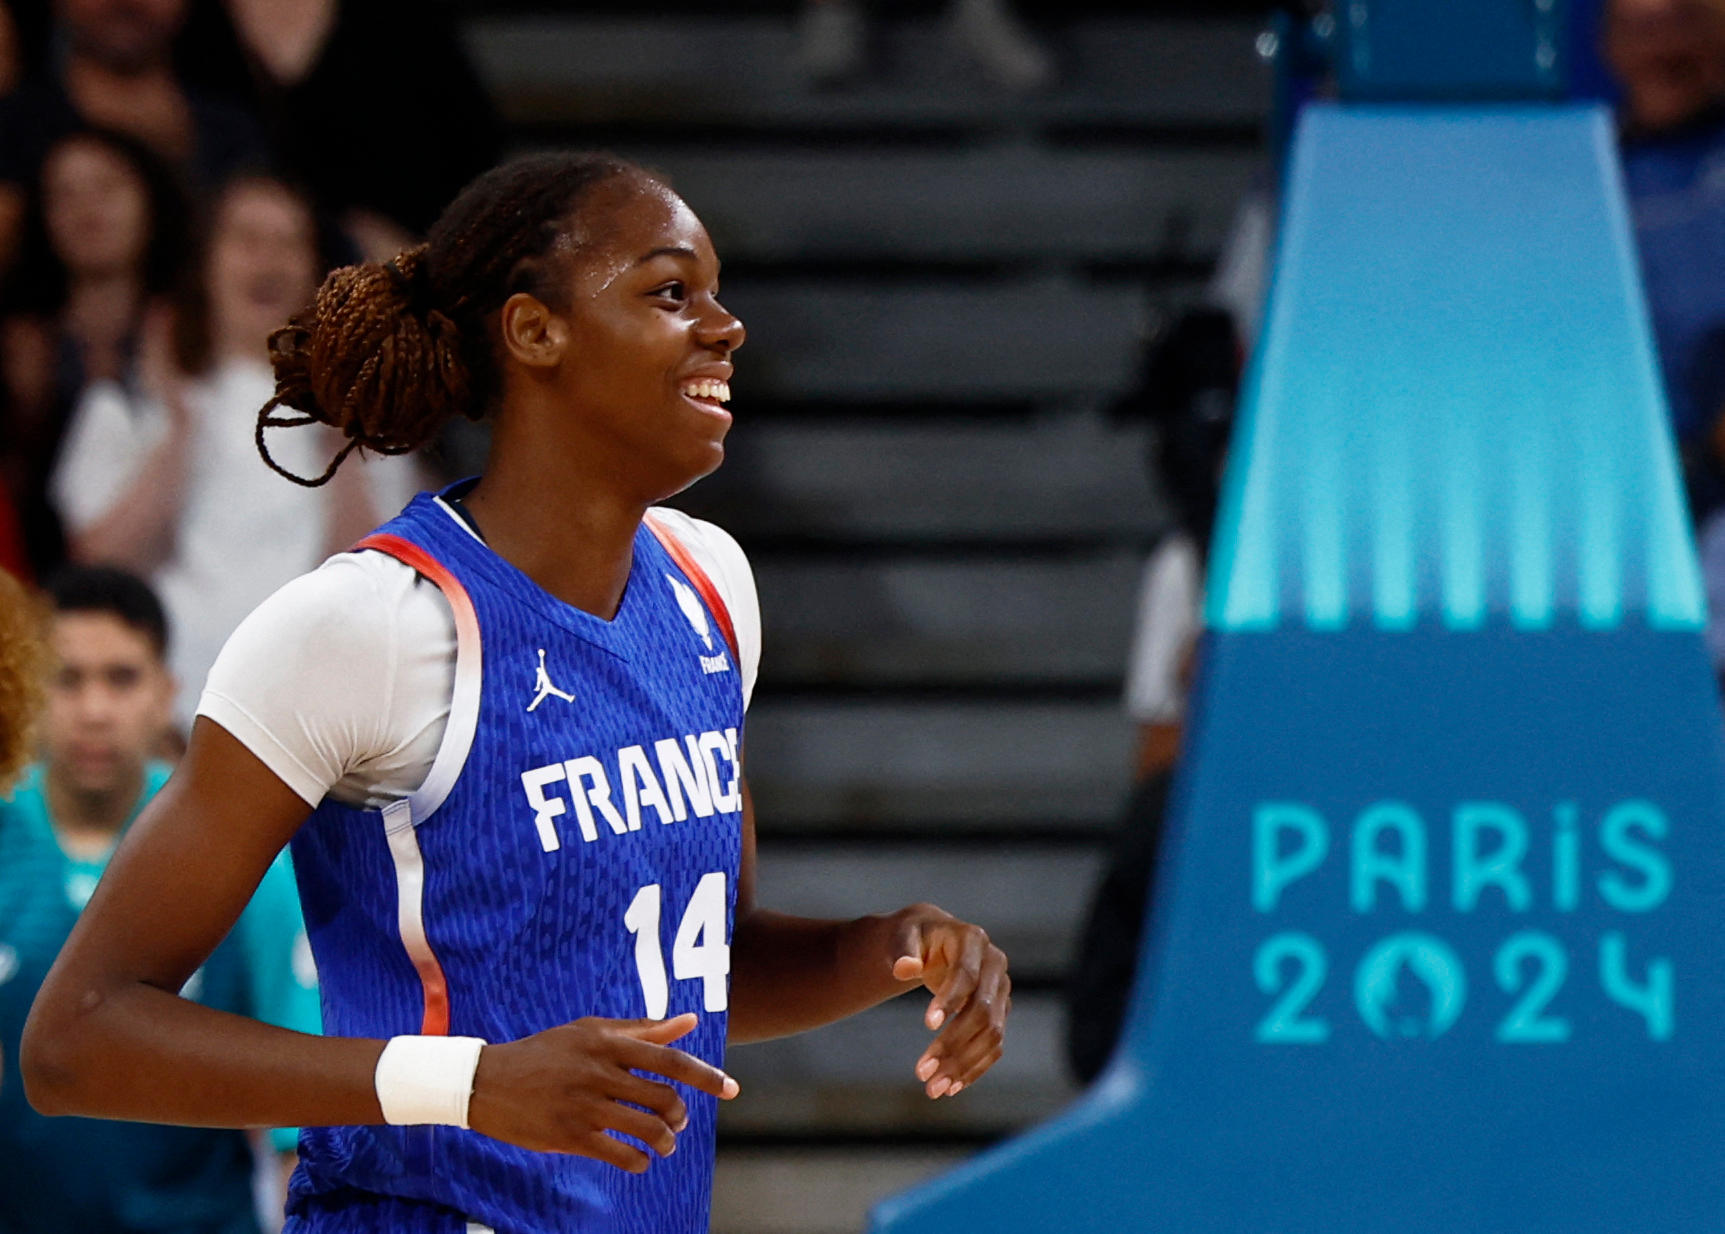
left=1122, top=532, right=1201, bottom=726
left=51, top=358, right=420, bottom=728
left=195, top=502, right=760, bottom=810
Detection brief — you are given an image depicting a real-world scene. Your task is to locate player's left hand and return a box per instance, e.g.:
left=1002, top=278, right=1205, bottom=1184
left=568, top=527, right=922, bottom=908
left=887, top=904, right=1010, bottom=1099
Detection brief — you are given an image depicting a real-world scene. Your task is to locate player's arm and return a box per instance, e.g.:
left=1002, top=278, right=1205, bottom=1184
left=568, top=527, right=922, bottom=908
left=728, top=776, right=1011, bottom=1099
left=22, top=718, right=736, bottom=1171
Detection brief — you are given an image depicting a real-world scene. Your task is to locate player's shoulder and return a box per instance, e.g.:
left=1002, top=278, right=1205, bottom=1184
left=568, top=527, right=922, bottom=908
left=205, top=550, right=454, bottom=724
left=233, top=549, right=446, bottom=646
left=647, top=507, right=748, bottom=565
left=646, top=507, right=753, bottom=599
left=648, top=507, right=755, bottom=605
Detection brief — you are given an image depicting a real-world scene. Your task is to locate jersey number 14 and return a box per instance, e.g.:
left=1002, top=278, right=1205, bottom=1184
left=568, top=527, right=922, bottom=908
left=623, top=872, right=730, bottom=1018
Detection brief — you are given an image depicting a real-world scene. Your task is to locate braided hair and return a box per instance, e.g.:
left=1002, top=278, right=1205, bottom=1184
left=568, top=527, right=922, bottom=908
left=259, top=152, right=650, bottom=486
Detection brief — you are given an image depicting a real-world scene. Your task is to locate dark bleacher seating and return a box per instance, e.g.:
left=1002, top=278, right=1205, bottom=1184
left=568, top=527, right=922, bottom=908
left=690, top=419, right=1160, bottom=541
left=754, top=552, right=1145, bottom=686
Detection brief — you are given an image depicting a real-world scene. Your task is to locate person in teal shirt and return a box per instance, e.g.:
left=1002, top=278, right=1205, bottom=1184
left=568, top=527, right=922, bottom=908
left=0, top=566, right=319, bottom=1233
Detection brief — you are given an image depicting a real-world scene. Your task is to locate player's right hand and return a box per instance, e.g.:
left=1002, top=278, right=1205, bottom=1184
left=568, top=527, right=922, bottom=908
left=466, top=1012, right=739, bottom=1171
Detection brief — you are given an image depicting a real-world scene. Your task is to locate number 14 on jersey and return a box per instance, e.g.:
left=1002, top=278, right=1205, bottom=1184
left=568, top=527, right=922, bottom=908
left=624, top=872, right=731, bottom=1018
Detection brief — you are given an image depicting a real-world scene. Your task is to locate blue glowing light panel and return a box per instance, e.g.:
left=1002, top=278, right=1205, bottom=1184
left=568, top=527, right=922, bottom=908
left=872, top=104, right=1725, bottom=1234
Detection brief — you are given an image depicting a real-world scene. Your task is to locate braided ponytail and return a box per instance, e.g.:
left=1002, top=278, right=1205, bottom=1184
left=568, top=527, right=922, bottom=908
left=257, top=152, right=651, bottom=486
left=260, top=246, right=474, bottom=487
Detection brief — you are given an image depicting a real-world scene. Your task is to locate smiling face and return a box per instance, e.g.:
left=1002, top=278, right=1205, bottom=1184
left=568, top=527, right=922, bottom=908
left=497, top=175, right=746, bottom=503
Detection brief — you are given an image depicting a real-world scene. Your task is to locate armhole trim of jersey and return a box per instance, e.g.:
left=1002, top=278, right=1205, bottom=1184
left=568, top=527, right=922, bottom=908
left=382, top=798, right=451, bottom=1035
left=353, top=533, right=482, bottom=822
left=644, top=514, right=740, bottom=660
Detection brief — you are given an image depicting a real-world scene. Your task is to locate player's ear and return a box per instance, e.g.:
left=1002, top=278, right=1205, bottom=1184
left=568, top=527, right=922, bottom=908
left=499, top=293, right=568, bottom=370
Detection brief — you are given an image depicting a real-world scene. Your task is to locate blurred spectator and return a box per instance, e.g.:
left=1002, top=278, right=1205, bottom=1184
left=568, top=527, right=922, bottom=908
left=0, top=565, right=317, bottom=1234
left=1064, top=305, right=1240, bottom=1085
left=798, top=0, right=1053, bottom=91
left=1609, top=0, right=1725, bottom=492
left=1605, top=0, right=1725, bottom=664
left=50, top=174, right=417, bottom=729
left=178, top=0, right=500, bottom=258
left=1064, top=186, right=1255, bottom=1084
left=1119, top=308, right=1238, bottom=779
left=0, top=0, right=266, bottom=270
left=0, top=126, right=189, bottom=576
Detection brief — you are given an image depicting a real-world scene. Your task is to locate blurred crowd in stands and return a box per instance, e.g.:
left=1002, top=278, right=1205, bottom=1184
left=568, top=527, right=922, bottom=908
left=0, top=0, right=502, bottom=721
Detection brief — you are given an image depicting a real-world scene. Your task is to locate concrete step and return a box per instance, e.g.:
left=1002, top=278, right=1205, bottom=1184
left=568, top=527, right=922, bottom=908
left=752, top=843, right=1105, bottom=976
left=626, top=145, right=1258, bottom=266
left=712, top=1147, right=975, bottom=1234
left=469, top=17, right=1270, bottom=133
left=743, top=698, right=1134, bottom=826
left=681, top=414, right=1160, bottom=542
left=720, top=991, right=1080, bottom=1135
left=715, top=276, right=1156, bottom=401
left=754, top=550, right=1143, bottom=687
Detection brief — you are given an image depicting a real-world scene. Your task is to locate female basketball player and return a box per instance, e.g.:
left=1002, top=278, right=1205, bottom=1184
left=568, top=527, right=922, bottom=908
left=19, top=153, right=1011, bottom=1233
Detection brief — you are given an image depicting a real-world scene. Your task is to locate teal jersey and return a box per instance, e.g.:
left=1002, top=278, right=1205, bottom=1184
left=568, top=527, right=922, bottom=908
left=0, top=762, right=321, bottom=1233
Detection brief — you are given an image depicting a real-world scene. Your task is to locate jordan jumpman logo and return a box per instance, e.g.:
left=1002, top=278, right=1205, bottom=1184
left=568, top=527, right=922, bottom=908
left=527, top=648, right=576, bottom=712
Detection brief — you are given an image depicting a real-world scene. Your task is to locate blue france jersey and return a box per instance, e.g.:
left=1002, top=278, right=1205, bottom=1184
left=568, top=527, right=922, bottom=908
left=286, top=491, right=745, bottom=1234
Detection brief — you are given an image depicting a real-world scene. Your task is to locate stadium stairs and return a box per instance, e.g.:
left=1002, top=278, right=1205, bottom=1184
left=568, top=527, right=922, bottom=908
left=453, top=3, right=1269, bottom=1228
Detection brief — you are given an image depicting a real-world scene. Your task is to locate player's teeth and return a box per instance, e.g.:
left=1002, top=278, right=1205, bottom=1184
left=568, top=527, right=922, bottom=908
left=683, top=380, right=731, bottom=403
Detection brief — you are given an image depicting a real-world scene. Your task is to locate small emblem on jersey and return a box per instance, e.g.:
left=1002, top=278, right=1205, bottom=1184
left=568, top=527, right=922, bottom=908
left=0, top=944, right=17, bottom=986
left=665, top=573, right=731, bottom=676
left=527, top=648, right=577, bottom=712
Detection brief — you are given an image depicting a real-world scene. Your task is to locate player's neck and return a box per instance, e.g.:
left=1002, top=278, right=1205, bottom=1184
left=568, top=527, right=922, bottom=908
left=44, top=763, right=145, bottom=859
left=463, top=423, right=646, bottom=622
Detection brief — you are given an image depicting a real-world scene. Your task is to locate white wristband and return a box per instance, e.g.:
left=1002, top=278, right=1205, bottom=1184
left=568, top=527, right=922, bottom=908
left=374, top=1035, right=486, bottom=1129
